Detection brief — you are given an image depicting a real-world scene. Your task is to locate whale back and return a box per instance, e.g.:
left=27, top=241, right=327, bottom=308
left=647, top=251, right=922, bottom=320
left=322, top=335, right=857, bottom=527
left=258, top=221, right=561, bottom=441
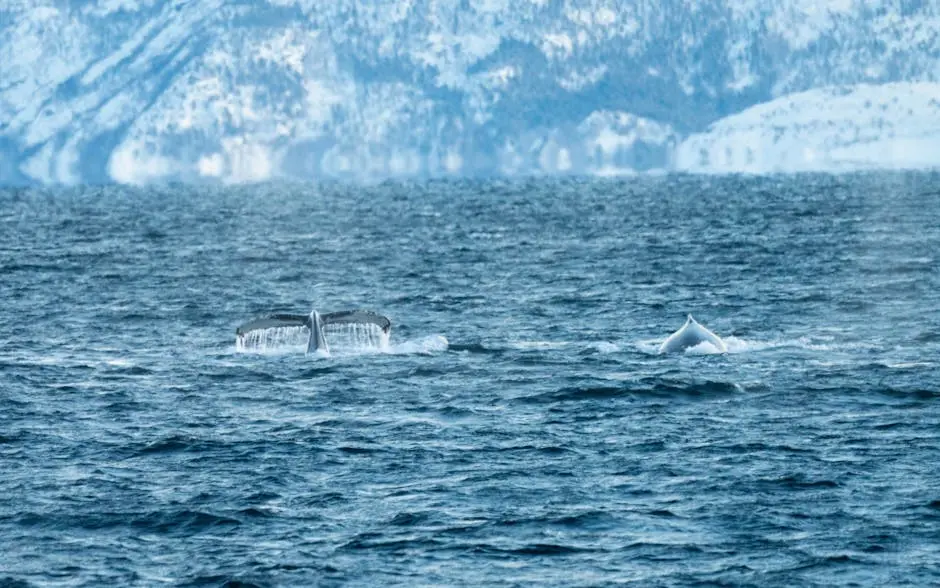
left=658, top=314, right=726, bottom=354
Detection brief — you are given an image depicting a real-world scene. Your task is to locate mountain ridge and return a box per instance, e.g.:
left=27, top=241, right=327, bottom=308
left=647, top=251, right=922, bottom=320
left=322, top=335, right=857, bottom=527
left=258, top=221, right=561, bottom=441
left=2, top=1, right=939, bottom=184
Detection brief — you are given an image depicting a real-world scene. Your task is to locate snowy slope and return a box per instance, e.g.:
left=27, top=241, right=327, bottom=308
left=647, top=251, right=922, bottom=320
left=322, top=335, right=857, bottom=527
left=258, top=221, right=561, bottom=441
left=676, top=83, right=940, bottom=174
left=1, top=0, right=939, bottom=184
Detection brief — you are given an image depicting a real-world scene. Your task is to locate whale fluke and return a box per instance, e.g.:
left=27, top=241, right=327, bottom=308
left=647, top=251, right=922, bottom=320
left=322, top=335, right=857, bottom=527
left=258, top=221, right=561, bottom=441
left=236, top=309, right=391, bottom=354
left=320, top=310, right=391, bottom=334
left=658, top=314, right=727, bottom=354
left=235, top=314, right=309, bottom=335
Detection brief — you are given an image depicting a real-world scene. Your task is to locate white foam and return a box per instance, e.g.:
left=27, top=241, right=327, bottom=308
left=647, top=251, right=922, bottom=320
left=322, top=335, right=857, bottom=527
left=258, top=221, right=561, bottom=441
left=874, top=361, right=933, bottom=370
left=592, top=341, right=621, bottom=353
left=510, top=340, right=570, bottom=350
left=104, top=358, right=134, bottom=367
left=386, top=335, right=449, bottom=355
left=684, top=341, right=725, bottom=355
left=721, top=336, right=772, bottom=354
left=321, top=323, right=391, bottom=352
left=236, top=325, right=308, bottom=354
left=637, top=335, right=842, bottom=355
left=716, top=336, right=879, bottom=354
left=603, top=372, right=634, bottom=381
left=709, top=336, right=825, bottom=354
left=635, top=339, right=663, bottom=355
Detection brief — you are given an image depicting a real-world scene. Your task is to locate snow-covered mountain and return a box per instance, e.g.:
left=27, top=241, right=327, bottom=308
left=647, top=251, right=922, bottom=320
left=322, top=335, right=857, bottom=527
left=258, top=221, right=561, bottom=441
left=676, top=82, right=940, bottom=174
left=1, top=0, right=939, bottom=184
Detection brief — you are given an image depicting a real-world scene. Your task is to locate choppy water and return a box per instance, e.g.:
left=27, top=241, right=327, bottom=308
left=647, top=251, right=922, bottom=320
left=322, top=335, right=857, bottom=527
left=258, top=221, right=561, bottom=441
left=2, top=174, right=939, bottom=586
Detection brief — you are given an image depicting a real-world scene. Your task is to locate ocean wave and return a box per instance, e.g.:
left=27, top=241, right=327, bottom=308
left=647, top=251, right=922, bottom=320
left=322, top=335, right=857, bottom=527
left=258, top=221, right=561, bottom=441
left=517, top=378, right=745, bottom=403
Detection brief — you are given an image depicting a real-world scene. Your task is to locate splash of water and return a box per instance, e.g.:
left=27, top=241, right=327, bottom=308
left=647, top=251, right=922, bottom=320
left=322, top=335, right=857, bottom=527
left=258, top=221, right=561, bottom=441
left=236, top=326, right=309, bottom=353
left=321, top=323, right=390, bottom=353
left=387, top=335, right=449, bottom=355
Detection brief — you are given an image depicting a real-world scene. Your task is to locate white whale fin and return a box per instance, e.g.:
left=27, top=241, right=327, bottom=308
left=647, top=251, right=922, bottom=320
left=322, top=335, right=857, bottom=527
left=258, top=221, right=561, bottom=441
left=659, top=314, right=727, bottom=354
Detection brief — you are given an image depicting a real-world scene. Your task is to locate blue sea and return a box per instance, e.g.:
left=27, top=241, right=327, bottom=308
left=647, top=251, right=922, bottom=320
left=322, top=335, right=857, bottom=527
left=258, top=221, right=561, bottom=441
left=1, top=174, right=939, bottom=586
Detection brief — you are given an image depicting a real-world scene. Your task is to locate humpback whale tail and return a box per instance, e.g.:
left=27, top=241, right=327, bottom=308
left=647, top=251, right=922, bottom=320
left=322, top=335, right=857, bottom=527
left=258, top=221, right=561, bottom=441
left=236, top=310, right=391, bottom=354
left=658, top=314, right=727, bottom=354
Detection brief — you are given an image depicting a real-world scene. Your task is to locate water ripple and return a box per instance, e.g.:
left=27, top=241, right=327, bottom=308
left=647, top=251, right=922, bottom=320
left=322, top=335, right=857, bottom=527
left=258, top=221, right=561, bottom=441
left=1, top=175, right=939, bottom=585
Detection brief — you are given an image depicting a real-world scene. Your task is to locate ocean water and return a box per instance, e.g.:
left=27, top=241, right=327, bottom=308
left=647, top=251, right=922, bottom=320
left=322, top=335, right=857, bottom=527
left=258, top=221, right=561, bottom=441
left=1, top=174, right=939, bottom=586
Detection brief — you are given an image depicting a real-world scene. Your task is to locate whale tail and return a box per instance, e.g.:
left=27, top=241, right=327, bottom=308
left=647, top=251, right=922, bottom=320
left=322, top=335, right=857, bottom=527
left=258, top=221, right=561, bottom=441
left=308, top=310, right=328, bottom=354
left=320, top=310, right=391, bottom=334
left=236, top=309, right=391, bottom=354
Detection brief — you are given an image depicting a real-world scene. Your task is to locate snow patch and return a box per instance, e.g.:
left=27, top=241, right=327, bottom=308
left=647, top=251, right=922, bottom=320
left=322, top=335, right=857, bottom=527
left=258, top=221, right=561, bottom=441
left=577, top=111, right=678, bottom=174
left=443, top=150, right=463, bottom=173
left=558, top=65, right=607, bottom=91
left=81, top=18, right=160, bottom=86
left=676, top=83, right=940, bottom=174
left=197, top=153, right=225, bottom=178
left=108, top=141, right=174, bottom=184
left=542, top=33, right=575, bottom=59
left=221, top=138, right=275, bottom=184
